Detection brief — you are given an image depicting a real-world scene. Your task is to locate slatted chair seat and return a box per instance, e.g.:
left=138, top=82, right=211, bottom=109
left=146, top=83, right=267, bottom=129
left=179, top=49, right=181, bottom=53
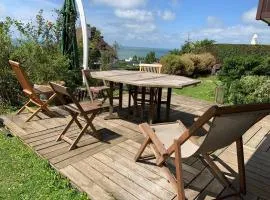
left=135, top=103, right=270, bottom=200
left=89, top=85, right=110, bottom=93
left=65, top=101, right=102, bottom=114
left=34, top=84, right=54, bottom=94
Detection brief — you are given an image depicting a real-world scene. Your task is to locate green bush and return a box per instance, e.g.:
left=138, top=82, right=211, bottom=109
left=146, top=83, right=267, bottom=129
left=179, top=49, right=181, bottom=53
left=160, top=53, right=216, bottom=76
left=160, top=54, right=190, bottom=75
left=228, top=76, right=270, bottom=104
left=218, top=56, right=268, bottom=85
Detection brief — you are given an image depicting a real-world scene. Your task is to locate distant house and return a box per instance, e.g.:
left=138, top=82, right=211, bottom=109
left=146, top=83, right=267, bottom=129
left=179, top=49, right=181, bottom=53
left=125, top=57, right=133, bottom=62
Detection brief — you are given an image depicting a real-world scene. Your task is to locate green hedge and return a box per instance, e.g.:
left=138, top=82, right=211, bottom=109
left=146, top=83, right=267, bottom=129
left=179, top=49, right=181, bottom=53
left=209, top=44, right=270, bottom=63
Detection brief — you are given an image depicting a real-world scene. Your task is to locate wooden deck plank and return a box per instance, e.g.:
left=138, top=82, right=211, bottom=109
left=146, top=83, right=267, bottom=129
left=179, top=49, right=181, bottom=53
left=102, top=148, right=176, bottom=193
left=54, top=136, right=127, bottom=169
left=93, top=151, right=176, bottom=200
left=73, top=160, right=139, bottom=200
left=2, top=94, right=270, bottom=200
left=60, top=165, right=114, bottom=200
left=85, top=156, right=161, bottom=200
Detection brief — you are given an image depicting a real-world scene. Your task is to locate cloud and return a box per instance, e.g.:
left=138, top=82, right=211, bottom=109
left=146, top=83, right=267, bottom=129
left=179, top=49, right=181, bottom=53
left=124, top=23, right=156, bottom=33
left=114, top=9, right=153, bottom=22
left=90, top=0, right=146, bottom=9
left=189, top=24, right=270, bottom=44
left=207, top=16, right=223, bottom=28
left=242, top=7, right=258, bottom=24
left=159, top=10, right=176, bottom=21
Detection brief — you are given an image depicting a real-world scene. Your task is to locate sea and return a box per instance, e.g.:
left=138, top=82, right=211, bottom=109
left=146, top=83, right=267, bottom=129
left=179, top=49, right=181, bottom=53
left=117, top=46, right=171, bottom=60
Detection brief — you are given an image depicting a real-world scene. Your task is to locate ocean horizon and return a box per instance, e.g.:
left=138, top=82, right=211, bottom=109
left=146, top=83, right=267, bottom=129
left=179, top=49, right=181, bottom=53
left=117, top=46, right=171, bottom=60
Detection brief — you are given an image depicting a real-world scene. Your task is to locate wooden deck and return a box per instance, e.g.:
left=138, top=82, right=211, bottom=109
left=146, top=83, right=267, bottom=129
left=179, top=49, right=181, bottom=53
left=1, top=94, right=270, bottom=200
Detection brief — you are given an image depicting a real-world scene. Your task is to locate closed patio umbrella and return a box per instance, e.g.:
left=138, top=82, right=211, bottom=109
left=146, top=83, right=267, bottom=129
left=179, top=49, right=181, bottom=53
left=61, top=0, right=79, bottom=70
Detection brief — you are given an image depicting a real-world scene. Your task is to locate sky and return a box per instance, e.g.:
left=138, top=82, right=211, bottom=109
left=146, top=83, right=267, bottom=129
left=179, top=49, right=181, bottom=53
left=0, top=0, right=270, bottom=49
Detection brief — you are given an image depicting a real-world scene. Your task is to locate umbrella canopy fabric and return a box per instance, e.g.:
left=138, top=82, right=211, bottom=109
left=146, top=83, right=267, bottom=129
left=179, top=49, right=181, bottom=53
left=61, top=0, right=79, bottom=70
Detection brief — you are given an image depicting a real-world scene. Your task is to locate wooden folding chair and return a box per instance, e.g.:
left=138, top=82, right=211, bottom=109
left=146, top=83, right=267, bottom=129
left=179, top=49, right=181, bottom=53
left=135, top=103, right=270, bottom=199
left=82, top=69, right=109, bottom=103
left=49, top=82, right=103, bottom=150
left=128, top=63, right=163, bottom=118
left=9, top=60, right=57, bottom=122
left=139, top=63, right=163, bottom=73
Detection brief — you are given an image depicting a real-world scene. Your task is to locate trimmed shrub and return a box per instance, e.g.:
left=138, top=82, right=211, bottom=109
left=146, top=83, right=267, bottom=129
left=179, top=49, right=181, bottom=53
left=207, top=44, right=270, bottom=63
left=218, top=56, right=268, bottom=86
left=197, top=53, right=216, bottom=71
left=160, top=54, right=184, bottom=75
left=160, top=53, right=216, bottom=76
left=228, top=76, right=270, bottom=104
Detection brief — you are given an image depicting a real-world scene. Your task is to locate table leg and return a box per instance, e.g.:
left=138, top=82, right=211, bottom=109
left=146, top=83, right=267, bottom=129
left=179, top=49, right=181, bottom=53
left=133, top=86, right=138, bottom=118
left=166, top=88, right=172, bottom=121
left=141, top=87, right=146, bottom=118
left=148, top=88, right=155, bottom=124
left=104, top=81, right=119, bottom=120
left=157, top=88, right=162, bottom=121
left=119, top=83, right=123, bottom=110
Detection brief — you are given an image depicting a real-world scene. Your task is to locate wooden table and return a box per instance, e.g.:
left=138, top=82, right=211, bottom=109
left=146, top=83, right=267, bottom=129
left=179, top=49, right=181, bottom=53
left=91, top=70, right=200, bottom=123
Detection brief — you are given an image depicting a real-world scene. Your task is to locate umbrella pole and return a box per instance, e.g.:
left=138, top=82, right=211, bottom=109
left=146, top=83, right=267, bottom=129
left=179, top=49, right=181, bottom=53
left=75, top=0, right=89, bottom=84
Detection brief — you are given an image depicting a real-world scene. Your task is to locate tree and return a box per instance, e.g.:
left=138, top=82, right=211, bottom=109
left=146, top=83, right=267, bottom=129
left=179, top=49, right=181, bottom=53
left=112, top=41, right=119, bottom=59
left=145, top=51, right=156, bottom=63
left=179, top=39, right=216, bottom=54
left=132, top=55, right=138, bottom=62
left=169, top=48, right=181, bottom=55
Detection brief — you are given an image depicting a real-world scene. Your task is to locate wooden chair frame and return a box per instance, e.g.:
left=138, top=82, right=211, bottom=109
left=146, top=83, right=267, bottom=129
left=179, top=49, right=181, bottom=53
left=9, top=60, right=56, bottom=122
left=128, top=63, right=163, bottom=118
left=49, top=82, right=102, bottom=150
left=82, top=69, right=109, bottom=103
left=135, top=103, right=270, bottom=199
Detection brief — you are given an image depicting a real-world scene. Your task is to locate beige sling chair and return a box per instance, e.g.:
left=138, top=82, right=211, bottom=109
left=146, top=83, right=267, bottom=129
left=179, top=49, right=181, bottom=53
left=82, top=69, right=109, bottom=103
left=135, top=103, right=270, bottom=199
left=49, top=82, right=103, bottom=150
left=9, top=60, right=57, bottom=122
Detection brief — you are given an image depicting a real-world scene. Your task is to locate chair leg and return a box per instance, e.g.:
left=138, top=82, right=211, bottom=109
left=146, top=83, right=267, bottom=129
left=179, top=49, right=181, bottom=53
left=236, top=137, right=246, bottom=195
left=74, top=117, right=83, bottom=129
left=134, top=136, right=151, bottom=161
left=202, top=153, right=231, bottom=188
left=17, top=100, right=31, bottom=115
left=56, top=114, right=77, bottom=141
left=26, top=107, right=42, bottom=122
left=174, top=140, right=185, bottom=200
left=69, top=123, right=90, bottom=150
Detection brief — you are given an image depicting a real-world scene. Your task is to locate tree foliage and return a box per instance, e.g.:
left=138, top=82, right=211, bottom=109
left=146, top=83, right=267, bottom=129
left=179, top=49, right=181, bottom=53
left=145, top=51, right=157, bottom=63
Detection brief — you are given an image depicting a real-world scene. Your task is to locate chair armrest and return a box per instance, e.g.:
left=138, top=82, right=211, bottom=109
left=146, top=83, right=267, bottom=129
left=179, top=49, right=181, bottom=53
left=139, top=123, right=168, bottom=156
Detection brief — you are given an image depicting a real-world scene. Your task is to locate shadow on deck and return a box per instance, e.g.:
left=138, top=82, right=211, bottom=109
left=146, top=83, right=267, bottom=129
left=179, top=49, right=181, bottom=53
left=1, top=94, right=270, bottom=200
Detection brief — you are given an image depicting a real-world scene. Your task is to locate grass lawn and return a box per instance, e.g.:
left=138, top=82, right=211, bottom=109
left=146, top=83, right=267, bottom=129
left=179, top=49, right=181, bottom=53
left=0, top=130, right=88, bottom=200
left=174, top=76, right=220, bottom=102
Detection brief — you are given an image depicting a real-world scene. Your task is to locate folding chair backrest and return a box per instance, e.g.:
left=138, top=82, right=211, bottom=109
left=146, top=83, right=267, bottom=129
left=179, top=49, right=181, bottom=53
left=139, top=63, right=162, bottom=74
left=49, top=82, right=84, bottom=113
left=82, top=69, right=94, bottom=102
left=195, top=104, right=270, bottom=154
left=9, top=60, right=35, bottom=95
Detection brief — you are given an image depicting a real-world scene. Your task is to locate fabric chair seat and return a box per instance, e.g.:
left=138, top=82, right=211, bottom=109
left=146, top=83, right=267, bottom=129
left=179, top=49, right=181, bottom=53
left=151, top=122, right=200, bottom=158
